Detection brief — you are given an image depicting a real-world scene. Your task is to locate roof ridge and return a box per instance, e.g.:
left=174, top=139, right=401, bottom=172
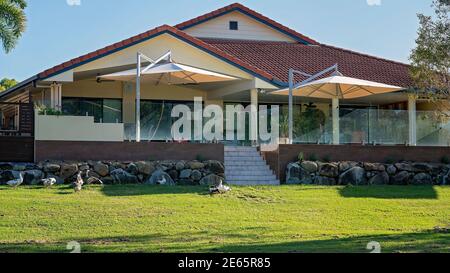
left=319, top=43, right=411, bottom=68
left=174, top=2, right=319, bottom=45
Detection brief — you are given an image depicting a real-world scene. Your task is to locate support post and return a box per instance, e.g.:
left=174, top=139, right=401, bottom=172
left=408, top=94, right=417, bottom=146
left=136, top=53, right=141, bottom=142
left=50, top=83, right=62, bottom=111
left=288, top=69, right=294, bottom=144
left=250, top=88, right=259, bottom=145
left=332, top=97, right=340, bottom=145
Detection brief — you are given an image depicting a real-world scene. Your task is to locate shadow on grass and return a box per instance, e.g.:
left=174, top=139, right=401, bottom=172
left=0, top=231, right=448, bottom=253
left=101, top=184, right=210, bottom=197
left=339, top=186, right=438, bottom=199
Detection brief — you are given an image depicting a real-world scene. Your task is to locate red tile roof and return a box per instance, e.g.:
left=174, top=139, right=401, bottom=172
left=175, top=3, right=319, bottom=45
left=201, top=39, right=412, bottom=87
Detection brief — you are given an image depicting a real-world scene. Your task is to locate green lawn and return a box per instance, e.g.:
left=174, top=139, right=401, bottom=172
left=0, top=185, right=448, bottom=253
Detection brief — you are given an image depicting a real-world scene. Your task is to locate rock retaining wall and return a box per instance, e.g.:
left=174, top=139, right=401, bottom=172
left=286, top=160, right=450, bottom=185
left=0, top=160, right=225, bottom=187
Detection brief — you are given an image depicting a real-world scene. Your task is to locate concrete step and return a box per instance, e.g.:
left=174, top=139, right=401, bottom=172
left=228, top=180, right=280, bottom=186
left=224, top=156, right=263, bottom=161
left=226, top=175, right=277, bottom=181
left=225, top=168, right=273, bottom=175
left=224, top=146, right=258, bottom=152
left=225, top=165, right=271, bottom=171
left=225, top=151, right=261, bottom=157
left=225, top=162, right=268, bottom=167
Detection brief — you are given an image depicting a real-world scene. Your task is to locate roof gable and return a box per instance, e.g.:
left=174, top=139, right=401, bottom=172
left=175, top=3, right=318, bottom=45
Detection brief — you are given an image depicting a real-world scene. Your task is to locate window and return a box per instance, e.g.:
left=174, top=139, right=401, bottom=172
left=140, top=100, right=195, bottom=141
left=229, top=21, right=238, bottom=30
left=62, top=97, right=122, bottom=123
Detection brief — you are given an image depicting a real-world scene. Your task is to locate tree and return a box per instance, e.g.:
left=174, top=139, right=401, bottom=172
left=0, top=77, right=18, bottom=91
left=0, top=0, right=27, bottom=53
left=410, top=0, right=450, bottom=102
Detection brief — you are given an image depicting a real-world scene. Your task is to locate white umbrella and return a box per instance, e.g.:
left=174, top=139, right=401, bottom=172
left=100, top=62, right=237, bottom=85
left=273, top=75, right=404, bottom=144
left=273, top=75, right=403, bottom=99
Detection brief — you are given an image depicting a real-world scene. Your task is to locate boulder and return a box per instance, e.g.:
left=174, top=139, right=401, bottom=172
left=78, top=164, right=90, bottom=172
left=369, top=171, right=390, bottom=185
left=180, top=169, right=192, bottom=179
left=135, top=161, right=155, bottom=176
left=60, top=163, right=78, bottom=180
left=286, top=163, right=312, bottom=184
left=175, top=161, right=186, bottom=171
left=319, top=163, right=339, bottom=178
left=0, top=163, right=13, bottom=171
left=93, top=162, right=109, bottom=177
left=411, top=173, right=433, bottom=185
left=364, top=163, right=385, bottom=172
left=338, top=167, right=367, bottom=185
left=191, top=170, right=203, bottom=181
left=168, top=170, right=179, bottom=180
left=300, top=161, right=319, bottom=173
left=43, top=163, right=60, bottom=173
left=13, top=164, right=27, bottom=171
left=146, top=170, right=175, bottom=185
left=338, top=161, right=358, bottom=172
left=126, top=163, right=139, bottom=175
left=102, top=176, right=115, bottom=185
left=392, top=171, right=411, bottom=185
left=188, top=161, right=205, bottom=170
left=199, top=174, right=224, bottom=187
left=0, top=170, right=19, bottom=184
left=313, top=176, right=336, bottom=185
left=110, top=168, right=139, bottom=184
left=206, top=160, right=225, bottom=174
left=395, top=163, right=415, bottom=172
left=412, top=163, right=433, bottom=173
left=386, top=165, right=397, bottom=176
left=23, top=170, right=44, bottom=185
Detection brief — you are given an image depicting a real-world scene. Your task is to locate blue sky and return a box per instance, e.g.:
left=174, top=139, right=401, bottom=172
left=0, top=0, right=434, bottom=81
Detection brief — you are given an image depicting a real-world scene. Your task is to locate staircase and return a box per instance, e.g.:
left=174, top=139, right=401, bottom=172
left=224, top=146, right=280, bottom=185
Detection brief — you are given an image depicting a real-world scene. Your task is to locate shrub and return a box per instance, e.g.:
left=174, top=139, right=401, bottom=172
left=322, top=155, right=331, bottom=163
left=441, top=156, right=450, bottom=165
left=308, top=153, right=318, bottom=162
left=298, top=152, right=304, bottom=162
left=35, top=104, right=62, bottom=116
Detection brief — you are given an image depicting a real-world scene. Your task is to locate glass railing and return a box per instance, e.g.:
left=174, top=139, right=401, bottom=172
left=292, top=108, right=450, bottom=146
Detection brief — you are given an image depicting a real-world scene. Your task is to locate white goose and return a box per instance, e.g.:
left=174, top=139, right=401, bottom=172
left=41, top=178, right=57, bottom=188
left=73, top=171, right=84, bottom=192
left=7, top=172, right=24, bottom=188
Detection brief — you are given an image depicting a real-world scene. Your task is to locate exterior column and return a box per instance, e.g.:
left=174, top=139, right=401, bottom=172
left=250, top=88, right=259, bottom=145
left=332, top=97, right=340, bottom=145
left=50, top=83, right=62, bottom=111
left=408, top=94, right=417, bottom=146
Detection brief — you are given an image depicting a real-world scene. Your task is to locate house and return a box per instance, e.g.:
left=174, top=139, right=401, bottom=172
left=1, top=3, right=449, bottom=170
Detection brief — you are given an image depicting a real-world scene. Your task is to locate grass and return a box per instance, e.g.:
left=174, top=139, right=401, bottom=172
left=0, top=185, right=448, bottom=253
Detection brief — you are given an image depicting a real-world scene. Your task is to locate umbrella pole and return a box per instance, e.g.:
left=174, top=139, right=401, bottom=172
left=136, top=53, right=141, bottom=143
left=332, top=96, right=340, bottom=145
left=288, top=69, right=294, bottom=144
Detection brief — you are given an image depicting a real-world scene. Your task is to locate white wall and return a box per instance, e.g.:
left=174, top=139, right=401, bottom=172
left=184, top=11, right=296, bottom=42
left=35, top=111, right=124, bottom=142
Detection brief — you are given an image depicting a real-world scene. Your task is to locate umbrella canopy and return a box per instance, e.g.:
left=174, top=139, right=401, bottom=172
left=273, top=75, right=404, bottom=99
left=99, top=62, right=237, bottom=85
